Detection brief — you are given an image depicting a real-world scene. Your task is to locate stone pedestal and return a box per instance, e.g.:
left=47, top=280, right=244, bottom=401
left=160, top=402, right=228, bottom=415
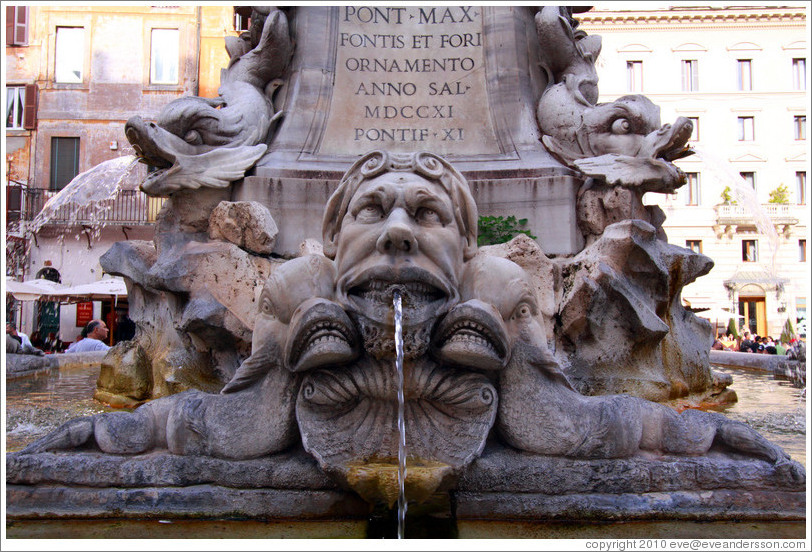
left=6, top=445, right=804, bottom=524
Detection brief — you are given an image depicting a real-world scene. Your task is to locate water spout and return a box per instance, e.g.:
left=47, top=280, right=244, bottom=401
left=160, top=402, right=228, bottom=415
left=692, top=145, right=780, bottom=274
left=393, top=290, right=407, bottom=539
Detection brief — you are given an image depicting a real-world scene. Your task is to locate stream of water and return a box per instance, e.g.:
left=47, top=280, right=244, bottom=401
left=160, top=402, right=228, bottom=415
left=393, top=291, right=408, bottom=540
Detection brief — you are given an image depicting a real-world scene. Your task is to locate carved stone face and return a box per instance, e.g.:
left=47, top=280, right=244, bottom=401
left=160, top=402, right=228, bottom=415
left=332, top=171, right=466, bottom=357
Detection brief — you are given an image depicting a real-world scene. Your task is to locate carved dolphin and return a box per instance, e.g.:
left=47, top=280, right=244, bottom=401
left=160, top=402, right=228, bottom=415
left=541, top=94, right=694, bottom=192
left=125, top=8, right=292, bottom=196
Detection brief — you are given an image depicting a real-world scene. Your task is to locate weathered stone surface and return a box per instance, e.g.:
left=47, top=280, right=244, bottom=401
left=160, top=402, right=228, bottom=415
left=457, top=444, right=804, bottom=494
left=479, top=234, right=561, bottom=342
left=94, top=341, right=152, bottom=407
left=535, top=6, right=692, bottom=243
left=454, top=489, right=805, bottom=522
left=5, top=353, right=55, bottom=379
left=556, top=220, right=715, bottom=401
left=6, top=449, right=334, bottom=489
left=208, top=200, right=278, bottom=255
left=6, top=445, right=803, bottom=521
left=5, top=485, right=368, bottom=520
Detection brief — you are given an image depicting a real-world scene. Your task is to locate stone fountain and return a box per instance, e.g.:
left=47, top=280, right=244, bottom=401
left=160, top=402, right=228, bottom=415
left=6, top=6, right=804, bottom=535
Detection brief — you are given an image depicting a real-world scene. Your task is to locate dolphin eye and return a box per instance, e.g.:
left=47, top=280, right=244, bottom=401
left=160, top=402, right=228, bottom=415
left=184, top=130, right=203, bottom=144
left=510, top=301, right=535, bottom=322
left=260, top=295, right=274, bottom=316
left=611, top=118, right=631, bottom=135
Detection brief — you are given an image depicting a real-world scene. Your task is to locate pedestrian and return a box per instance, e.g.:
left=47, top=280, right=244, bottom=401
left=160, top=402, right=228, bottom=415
left=739, top=331, right=754, bottom=353
left=6, top=323, right=33, bottom=349
left=65, top=320, right=111, bottom=353
left=113, top=309, right=136, bottom=343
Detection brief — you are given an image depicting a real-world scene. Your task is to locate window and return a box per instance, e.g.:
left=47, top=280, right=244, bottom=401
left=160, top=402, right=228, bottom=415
left=792, top=58, right=806, bottom=90
left=737, top=116, right=754, bottom=141
left=739, top=172, right=756, bottom=190
left=742, top=239, right=758, bottom=263
left=627, top=61, right=643, bottom=92
left=55, top=27, right=84, bottom=83
left=6, top=183, right=23, bottom=223
left=150, top=29, right=179, bottom=85
left=681, top=59, right=698, bottom=91
left=685, top=172, right=700, bottom=205
left=737, top=59, right=752, bottom=91
left=687, top=117, right=700, bottom=141
left=5, top=6, right=29, bottom=46
left=794, top=115, right=806, bottom=140
left=234, top=7, right=252, bottom=31
left=797, top=171, right=807, bottom=205
left=6, top=86, right=25, bottom=129
left=800, top=240, right=807, bottom=263
left=686, top=240, right=702, bottom=254
left=50, top=137, right=80, bottom=191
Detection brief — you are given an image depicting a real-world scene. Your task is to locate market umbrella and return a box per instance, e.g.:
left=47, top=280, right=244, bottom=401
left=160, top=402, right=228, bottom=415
left=4, top=277, right=67, bottom=301
left=53, top=277, right=128, bottom=303
left=694, top=306, right=745, bottom=332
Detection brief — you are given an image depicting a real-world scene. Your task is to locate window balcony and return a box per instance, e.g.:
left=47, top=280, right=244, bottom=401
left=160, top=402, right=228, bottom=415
left=9, top=187, right=165, bottom=227
left=713, top=204, right=800, bottom=238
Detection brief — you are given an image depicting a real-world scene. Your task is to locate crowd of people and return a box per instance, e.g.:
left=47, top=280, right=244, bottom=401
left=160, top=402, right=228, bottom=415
left=6, top=310, right=136, bottom=355
left=711, top=330, right=801, bottom=355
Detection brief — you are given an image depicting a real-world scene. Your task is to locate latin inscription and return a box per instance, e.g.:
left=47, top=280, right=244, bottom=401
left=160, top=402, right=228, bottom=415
left=319, top=6, right=499, bottom=156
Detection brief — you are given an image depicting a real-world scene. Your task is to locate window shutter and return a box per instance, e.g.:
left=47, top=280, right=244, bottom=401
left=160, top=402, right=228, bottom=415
left=5, top=6, right=14, bottom=45
left=23, top=83, right=38, bottom=130
left=15, top=7, right=29, bottom=46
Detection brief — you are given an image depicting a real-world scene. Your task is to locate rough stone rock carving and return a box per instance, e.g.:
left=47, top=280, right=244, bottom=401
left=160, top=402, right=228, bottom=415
left=125, top=7, right=293, bottom=196
left=22, top=255, right=355, bottom=459
left=557, top=219, right=717, bottom=401
left=453, top=254, right=802, bottom=479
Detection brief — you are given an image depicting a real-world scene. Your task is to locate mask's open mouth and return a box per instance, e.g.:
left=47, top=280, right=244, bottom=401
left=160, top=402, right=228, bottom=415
left=342, top=267, right=454, bottom=327
left=432, top=300, right=509, bottom=371
left=286, top=299, right=359, bottom=372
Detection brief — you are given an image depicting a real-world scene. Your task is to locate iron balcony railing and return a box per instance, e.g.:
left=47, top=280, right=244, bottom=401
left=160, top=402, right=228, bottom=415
left=715, top=203, right=800, bottom=226
left=10, top=187, right=165, bottom=226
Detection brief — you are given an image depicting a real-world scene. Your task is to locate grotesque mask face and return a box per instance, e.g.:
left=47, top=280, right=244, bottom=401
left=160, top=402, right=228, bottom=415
left=331, top=171, right=467, bottom=358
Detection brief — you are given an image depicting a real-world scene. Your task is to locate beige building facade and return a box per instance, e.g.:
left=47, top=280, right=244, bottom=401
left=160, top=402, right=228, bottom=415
left=580, top=4, right=809, bottom=338
left=5, top=5, right=240, bottom=342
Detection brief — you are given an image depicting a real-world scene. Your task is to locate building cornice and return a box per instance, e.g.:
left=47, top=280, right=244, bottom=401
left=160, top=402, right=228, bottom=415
left=579, top=7, right=806, bottom=30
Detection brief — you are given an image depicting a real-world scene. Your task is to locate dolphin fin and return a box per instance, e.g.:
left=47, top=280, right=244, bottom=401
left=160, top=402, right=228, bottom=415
left=142, top=144, right=267, bottom=195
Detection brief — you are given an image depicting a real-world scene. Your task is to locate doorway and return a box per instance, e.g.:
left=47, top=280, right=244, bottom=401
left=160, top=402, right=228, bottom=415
left=739, top=296, right=766, bottom=336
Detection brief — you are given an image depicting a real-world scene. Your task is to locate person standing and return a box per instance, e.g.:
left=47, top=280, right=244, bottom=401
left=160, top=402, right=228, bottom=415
left=65, top=320, right=111, bottom=353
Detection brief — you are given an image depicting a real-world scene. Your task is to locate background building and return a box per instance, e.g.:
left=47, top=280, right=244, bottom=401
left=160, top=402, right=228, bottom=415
left=5, top=5, right=244, bottom=345
left=580, top=4, right=809, bottom=338
left=6, top=5, right=809, bottom=344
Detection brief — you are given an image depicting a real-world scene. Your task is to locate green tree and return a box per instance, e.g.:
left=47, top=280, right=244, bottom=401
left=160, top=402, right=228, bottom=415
left=477, top=215, right=537, bottom=246
left=779, top=318, right=796, bottom=344
left=726, top=317, right=739, bottom=339
left=768, top=184, right=790, bottom=204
